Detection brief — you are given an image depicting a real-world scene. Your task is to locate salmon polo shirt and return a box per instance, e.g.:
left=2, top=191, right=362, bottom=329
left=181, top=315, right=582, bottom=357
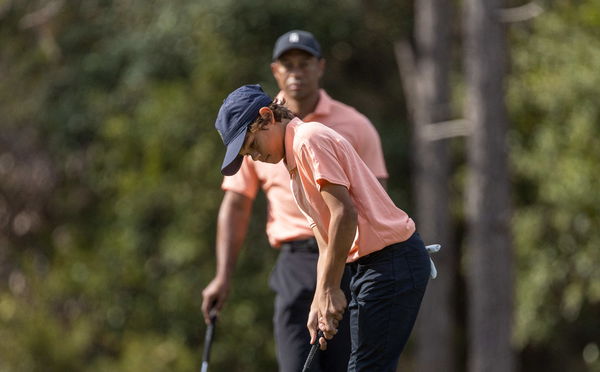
left=284, top=117, right=416, bottom=262
left=221, top=90, right=388, bottom=248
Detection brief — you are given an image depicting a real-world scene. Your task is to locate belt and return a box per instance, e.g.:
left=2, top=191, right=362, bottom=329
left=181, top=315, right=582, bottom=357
left=280, top=238, right=319, bottom=253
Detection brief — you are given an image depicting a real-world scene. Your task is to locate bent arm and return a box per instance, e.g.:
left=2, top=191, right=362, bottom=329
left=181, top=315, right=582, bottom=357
left=215, top=190, right=253, bottom=279
left=201, top=190, right=252, bottom=323
left=318, top=184, right=357, bottom=289
left=309, top=182, right=357, bottom=346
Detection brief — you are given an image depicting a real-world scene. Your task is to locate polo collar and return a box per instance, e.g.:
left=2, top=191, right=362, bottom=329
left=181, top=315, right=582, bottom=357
left=304, top=89, right=332, bottom=121
left=284, top=117, right=303, bottom=173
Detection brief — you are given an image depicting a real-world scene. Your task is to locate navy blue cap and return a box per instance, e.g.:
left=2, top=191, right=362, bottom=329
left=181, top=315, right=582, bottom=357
left=272, top=30, right=321, bottom=60
left=215, top=84, right=272, bottom=176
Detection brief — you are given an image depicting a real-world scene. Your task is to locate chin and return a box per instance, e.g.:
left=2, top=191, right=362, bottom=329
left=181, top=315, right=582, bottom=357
left=285, top=89, right=304, bottom=99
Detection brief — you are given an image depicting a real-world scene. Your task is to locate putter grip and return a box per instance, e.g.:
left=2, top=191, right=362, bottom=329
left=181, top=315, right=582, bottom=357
left=301, top=330, right=324, bottom=372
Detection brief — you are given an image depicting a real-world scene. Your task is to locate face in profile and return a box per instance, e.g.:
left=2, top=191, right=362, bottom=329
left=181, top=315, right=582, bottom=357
left=239, top=110, right=285, bottom=164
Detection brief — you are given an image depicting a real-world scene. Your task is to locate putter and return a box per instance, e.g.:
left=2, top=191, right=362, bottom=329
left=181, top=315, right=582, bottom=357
left=200, top=312, right=218, bottom=372
left=301, top=330, right=324, bottom=372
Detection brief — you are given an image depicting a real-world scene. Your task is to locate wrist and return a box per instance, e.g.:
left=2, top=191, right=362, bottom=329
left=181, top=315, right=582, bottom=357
left=316, top=283, right=341, bottom=295
left=214, top=271, right=232, bottom=283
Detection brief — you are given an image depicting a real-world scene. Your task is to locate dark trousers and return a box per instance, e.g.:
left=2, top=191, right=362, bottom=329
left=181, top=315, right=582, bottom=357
left=346, top=232, right=430, bottom=372
left=270, top=238, right=352, bottom=372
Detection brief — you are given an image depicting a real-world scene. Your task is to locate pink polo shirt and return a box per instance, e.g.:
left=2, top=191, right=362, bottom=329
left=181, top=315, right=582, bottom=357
left=285, top=118, right=416, bottom=262
left=222, top=90, right=388, bottom=247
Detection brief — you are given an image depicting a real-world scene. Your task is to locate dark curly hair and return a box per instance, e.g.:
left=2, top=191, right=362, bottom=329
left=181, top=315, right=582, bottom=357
left=248, top=98, right=295, bottom=133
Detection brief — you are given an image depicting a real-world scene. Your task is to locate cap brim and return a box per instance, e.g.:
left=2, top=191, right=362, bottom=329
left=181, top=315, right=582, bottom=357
left=274, top=45, right=320, bottom=60
left=220, top=127, right=248, bottom=176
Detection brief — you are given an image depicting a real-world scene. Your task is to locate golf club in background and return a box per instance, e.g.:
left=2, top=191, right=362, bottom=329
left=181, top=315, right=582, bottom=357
left=302, top=330, right=325, bottom=372
left=200, top=311, right=218, bottom=372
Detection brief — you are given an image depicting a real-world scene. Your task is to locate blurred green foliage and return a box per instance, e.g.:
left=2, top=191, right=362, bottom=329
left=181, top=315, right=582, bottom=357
left=509, top=1, right=600, bottom=371
left=0, top=0, right=599, bottom=371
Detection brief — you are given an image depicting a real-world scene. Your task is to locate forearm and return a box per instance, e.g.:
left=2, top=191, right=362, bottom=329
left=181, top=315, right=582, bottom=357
left=214, top=191, right=252, bottom=279
left=312, top=227, right=331, bottom=291
left=317, top=208, right=357, bottom=291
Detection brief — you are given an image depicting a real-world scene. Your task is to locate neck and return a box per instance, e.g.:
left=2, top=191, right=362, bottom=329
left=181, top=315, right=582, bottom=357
left=285, top=90, right=320, bottom=119
left=280, top=118, right=292, bottom=166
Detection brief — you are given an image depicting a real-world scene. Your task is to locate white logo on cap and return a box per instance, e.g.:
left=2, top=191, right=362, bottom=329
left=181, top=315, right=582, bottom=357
left=289, top=32, right=300, bottom=43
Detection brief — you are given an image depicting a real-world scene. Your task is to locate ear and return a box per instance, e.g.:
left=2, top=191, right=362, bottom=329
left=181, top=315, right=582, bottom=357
left=258, top=107, right=274, bottom=124
left=317, top=58, right=326, bottom=80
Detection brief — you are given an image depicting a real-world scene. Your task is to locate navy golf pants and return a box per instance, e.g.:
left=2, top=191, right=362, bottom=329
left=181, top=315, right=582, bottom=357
left=347, top=232, right=430, bottom=372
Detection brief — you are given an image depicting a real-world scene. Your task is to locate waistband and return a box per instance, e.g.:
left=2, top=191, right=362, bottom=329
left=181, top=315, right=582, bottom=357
left=352, top=232, right=423, bottom=266
left=280, top=237, right=319, bottom=254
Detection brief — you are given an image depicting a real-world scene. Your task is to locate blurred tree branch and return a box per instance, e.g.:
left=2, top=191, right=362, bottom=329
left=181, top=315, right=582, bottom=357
left=498, top=2, right=543, bottom=23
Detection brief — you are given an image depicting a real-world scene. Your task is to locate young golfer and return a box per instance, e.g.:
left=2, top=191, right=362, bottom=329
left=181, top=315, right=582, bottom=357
left=214, top=84, right=430, bottom=371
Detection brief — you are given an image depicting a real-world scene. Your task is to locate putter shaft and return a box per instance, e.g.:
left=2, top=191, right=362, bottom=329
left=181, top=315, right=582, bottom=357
left=201, top=314, right=217, bottom=372
left=301, top=330, right=324, bottom=372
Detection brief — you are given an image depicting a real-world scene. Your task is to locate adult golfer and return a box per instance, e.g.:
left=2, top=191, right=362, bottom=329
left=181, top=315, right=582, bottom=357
left=201, top=30, right=387, bottom=372
left=214, top=84, right=430, bottom=372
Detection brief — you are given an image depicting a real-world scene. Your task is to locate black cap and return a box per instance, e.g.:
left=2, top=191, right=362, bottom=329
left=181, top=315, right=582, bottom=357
left=272, top=30, right=321, bottom=60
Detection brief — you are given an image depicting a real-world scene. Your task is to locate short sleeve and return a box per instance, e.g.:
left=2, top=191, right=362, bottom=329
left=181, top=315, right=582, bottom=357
left=297, top=136, right=350, bottom=191
left=221, top=156, right=260, bottom=199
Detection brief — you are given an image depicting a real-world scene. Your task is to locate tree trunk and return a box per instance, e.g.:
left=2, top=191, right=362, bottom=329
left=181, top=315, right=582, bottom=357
left=395, top=1, right=456, bottom=371
left=463, top=1, right=515, bottom=372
